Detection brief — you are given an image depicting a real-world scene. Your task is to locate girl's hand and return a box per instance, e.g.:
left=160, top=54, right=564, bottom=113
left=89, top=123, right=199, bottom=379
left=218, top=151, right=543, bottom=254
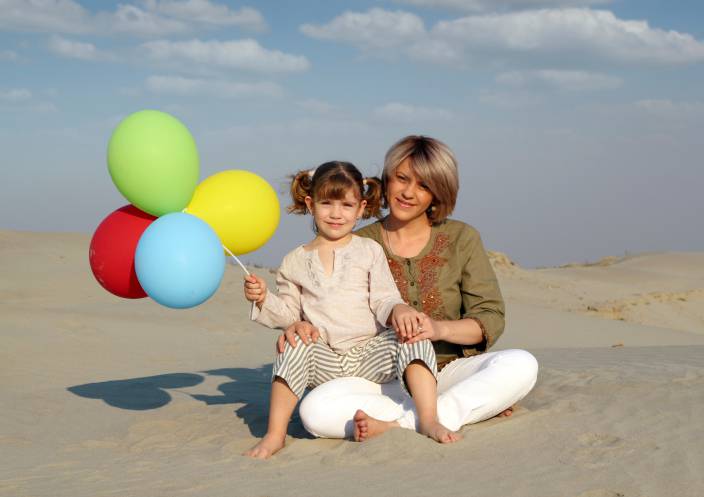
left=391, top=304, right=422, bottom=342
left=405, top=313, right=440, bottom=344
left=244, top=274, right=267, bottom=305
left=277, top=321, right=320, bottom=353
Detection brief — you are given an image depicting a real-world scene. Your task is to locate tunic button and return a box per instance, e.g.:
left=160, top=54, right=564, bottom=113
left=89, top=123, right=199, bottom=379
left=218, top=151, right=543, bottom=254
left=410, top=282, right=415, bottom=286
left=406, top=259, right=411, bottom=266
left=413, top=300, right=418, bottom=306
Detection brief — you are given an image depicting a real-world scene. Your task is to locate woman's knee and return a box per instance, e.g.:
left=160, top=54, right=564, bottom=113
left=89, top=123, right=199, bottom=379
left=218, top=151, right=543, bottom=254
left=299, top=380, right=350, bottom=438
left=299, top=391, right=326, bottom=437
left=495, top=349, right=539, bottom=387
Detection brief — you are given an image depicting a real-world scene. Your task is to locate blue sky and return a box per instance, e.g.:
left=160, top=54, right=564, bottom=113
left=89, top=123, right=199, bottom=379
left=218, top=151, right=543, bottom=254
left=1, top=0, right=703, bottom=267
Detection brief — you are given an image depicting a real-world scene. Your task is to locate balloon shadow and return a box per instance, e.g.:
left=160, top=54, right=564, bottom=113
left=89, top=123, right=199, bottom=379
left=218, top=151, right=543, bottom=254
left=190, top=365, right=312, bottom=439
left=66, top=365, right=311, bottom=439
left=68, top=373, right=205, bottom=410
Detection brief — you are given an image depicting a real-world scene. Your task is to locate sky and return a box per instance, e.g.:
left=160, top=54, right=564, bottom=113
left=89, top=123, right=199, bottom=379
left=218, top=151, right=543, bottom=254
left=1, top=0, right=703, bottom=268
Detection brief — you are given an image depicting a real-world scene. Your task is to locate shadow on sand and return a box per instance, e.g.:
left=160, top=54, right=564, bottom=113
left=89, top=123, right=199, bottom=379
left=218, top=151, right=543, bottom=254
left=67, top=364, right=310, bottom=438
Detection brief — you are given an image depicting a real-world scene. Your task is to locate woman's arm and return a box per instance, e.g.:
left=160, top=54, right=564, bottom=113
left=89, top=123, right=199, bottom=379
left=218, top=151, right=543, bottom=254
left=404, top=315, right=483, bottom=345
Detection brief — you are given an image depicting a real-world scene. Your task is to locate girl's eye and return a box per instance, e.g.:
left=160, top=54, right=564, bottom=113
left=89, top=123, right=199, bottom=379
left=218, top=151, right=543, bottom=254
left=419, top=183, right=429, bottom=190
left=319, top=200, right=330, bottom=205
left=343, top=203, right=355, bottom=208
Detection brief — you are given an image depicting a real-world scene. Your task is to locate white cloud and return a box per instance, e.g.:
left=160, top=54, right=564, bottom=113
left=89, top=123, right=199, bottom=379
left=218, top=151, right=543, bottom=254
left=30, top=101, right=58, bottom=112
left=433, top=8, right=704, bottom=65
left=300, top=8, right=426, bottom=50
left=141, top=0, right=267, bottom=31
left=103, top=4, right=189, bottom=36
left=146, top=75, right=283, bottom=98
left=497, top=69, right=622, bottom=91
left=478, top=90, right=543, bottom=108
left=393, top=0, right=611, bottom=13
left=0, top=88, right=32, bottom=102
left=374, top=102, right=453, bottom=122
left=0, top=0, right=265, bottom=36
left=301, top=7, right=704, bottom=67
left=0, top=49, right=19, bottom=60
left=48, top=36, right=106, bottom=60
left=635, top=99, right=704, bottom=119
left=0, top=0, right=92, bottom=34
left=297, top=99, right=335, bottom=114
left=142, top=39, right=310, bottom=73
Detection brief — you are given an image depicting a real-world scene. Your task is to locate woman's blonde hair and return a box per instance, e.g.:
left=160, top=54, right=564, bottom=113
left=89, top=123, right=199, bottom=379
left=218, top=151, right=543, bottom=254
left=382, top=135, right=459, bottom=224
left=289, top=161, right=383, bottom=219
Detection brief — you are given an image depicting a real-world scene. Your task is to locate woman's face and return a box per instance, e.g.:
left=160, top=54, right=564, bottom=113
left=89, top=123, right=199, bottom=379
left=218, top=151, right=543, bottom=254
left=386, top=158, right=434, bottom=223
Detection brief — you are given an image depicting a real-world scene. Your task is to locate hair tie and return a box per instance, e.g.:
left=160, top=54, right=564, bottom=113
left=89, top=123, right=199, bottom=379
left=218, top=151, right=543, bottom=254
left=362, top=178, right=368, bottom=186
left=308, top=168, right=316, bottom=179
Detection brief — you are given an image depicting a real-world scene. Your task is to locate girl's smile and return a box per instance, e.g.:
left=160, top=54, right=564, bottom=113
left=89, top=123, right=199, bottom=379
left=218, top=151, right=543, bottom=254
left=305, top=189, right=366, bottom=243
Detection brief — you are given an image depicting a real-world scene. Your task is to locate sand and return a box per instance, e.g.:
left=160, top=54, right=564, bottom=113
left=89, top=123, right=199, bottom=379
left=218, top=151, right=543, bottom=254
left=1, top=231, right=703, bottom=497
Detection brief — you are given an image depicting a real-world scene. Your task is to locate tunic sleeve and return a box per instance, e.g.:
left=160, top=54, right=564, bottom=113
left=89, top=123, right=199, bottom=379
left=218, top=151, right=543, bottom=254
left=459, top=227, right=505, bottom=352
left=250, top=256, right=303, bottom=330
left=367, top=241, right=405, bottom=328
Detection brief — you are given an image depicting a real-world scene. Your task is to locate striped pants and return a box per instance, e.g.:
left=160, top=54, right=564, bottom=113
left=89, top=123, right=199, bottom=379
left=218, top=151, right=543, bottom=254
left=272, top=329, right=437, bottom=398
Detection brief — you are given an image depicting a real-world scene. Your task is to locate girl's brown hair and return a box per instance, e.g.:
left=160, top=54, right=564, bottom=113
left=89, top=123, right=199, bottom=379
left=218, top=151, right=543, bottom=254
left=289, top=161, right=383, bottom=219
left=382, top=135, right=459, bottom=224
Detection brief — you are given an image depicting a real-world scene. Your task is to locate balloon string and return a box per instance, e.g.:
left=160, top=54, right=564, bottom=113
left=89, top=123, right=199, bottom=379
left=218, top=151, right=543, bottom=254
left=223, top=245, right=256, bottom=317
left=223, top=245, right=250, bottom=275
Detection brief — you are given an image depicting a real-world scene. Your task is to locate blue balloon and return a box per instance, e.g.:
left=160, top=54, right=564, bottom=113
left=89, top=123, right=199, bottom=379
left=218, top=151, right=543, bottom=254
left=135, top=212, right=225, bottom=309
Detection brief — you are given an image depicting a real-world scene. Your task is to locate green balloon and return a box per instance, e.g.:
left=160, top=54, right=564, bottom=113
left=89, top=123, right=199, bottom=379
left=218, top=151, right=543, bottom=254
left=108, top=110, right=199, bottom=217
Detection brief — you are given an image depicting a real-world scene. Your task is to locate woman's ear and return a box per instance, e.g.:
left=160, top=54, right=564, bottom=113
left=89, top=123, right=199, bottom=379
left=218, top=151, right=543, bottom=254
left=304, top=196, right=314, bottom=214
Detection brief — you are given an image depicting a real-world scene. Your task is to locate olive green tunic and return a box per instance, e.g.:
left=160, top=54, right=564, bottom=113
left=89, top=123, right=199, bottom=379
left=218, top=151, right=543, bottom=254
left=356, top=219, right=505, bottom=368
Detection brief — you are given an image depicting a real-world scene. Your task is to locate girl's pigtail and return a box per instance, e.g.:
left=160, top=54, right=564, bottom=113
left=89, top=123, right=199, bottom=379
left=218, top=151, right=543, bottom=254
left=288, top=169, right=314, bottom=214
left=361, top=176, right=383, bottom=219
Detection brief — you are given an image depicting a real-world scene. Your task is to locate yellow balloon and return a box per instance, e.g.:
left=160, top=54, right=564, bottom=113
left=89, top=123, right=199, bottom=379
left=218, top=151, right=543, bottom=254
left=186, top=170, right=280, bottom=255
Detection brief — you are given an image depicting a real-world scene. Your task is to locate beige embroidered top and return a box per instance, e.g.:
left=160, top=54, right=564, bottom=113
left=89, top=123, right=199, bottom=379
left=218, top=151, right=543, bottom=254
left=355, top=219, right=505, bottom=367
left=251, top=235, right=405, bottom=354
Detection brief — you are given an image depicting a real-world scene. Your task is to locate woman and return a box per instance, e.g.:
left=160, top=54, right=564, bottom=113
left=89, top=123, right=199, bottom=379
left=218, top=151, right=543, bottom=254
left=279, top=135, right=538, bottom=441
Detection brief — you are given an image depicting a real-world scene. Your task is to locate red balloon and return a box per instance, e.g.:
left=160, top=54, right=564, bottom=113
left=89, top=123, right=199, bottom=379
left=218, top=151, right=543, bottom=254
left=89, top=205, right=156, bottom=298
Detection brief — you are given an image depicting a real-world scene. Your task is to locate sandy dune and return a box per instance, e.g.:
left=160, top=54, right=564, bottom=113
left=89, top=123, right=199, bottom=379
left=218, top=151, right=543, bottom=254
left=2, top=231, right=703, bottom=497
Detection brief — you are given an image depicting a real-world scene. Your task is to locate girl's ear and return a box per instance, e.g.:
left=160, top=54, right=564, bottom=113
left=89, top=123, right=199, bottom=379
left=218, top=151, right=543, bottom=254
left=357, top=199, right=367, bottom=219
left=304, top=196, right=314, bottom=214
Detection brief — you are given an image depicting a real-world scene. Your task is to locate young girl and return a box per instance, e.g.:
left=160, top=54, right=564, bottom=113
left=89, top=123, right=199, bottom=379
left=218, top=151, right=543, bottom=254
left=243, top=161, right=457, bottom=459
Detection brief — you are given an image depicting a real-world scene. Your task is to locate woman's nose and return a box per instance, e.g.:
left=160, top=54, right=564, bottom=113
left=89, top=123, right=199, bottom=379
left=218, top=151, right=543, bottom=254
left=401, top=185, right=415, bottom=198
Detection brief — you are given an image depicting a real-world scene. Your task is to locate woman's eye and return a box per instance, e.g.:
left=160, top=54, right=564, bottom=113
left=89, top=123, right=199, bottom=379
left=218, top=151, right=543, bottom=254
left=419, top=183, right=429, bottom=190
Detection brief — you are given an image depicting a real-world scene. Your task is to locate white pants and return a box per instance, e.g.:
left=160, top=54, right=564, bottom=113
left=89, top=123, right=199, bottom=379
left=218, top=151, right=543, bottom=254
left=299, top=348, right=538, bottom=438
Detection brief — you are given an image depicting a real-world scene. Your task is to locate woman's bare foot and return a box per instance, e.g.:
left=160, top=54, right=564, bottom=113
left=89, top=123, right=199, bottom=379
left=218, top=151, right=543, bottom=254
left=418, top=419, right=462, bottom=444
left=353, top=410, right=399, bottom=442
left=243, top=433, right=285, bottom=459
left=497, top=405, right=515, bottom=418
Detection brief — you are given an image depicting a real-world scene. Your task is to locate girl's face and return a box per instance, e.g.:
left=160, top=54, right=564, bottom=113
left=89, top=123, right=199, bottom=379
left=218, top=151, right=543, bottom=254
left=305, top=188, right=366, bottom=242
left=386, top=158, right=434, bottom=223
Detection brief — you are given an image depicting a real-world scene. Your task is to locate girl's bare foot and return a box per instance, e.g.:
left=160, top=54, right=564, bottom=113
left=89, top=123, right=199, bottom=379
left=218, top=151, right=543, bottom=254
left=243, top=433, right=285, bottom=459
left=418, top=419, right=462, bottom=444
left=353, top=410, right=399, bottom=442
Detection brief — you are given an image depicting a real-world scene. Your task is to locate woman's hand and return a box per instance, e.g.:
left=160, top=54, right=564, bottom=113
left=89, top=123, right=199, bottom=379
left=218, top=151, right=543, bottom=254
left=405, top=313, right=442, bottom=344
left=244, top=274, right=267, bottom=307
left=277, top=321, right=320, bottom=353
left=390, top=304, right=423, bottom=342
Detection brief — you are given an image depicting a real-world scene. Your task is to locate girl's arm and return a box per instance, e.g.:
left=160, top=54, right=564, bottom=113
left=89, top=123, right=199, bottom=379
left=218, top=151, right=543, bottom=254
left=251, top=259, right=303, bottom=330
